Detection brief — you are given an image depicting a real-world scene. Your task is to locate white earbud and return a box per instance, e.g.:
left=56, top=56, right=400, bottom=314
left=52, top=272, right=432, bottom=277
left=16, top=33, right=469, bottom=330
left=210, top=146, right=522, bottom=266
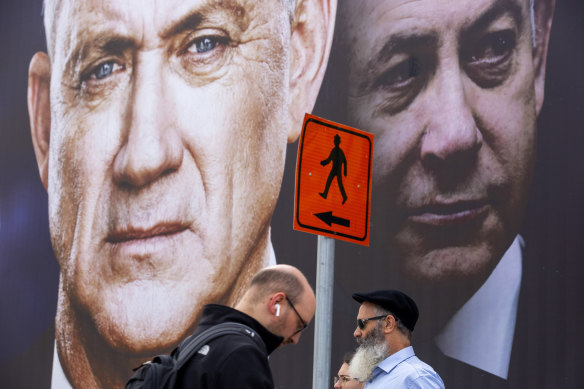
left=275, top=304, right=281, bottom=317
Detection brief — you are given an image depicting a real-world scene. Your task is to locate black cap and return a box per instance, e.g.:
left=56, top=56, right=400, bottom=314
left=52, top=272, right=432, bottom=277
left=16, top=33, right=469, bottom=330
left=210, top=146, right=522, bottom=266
left=352, top=290, right=419, bottom=332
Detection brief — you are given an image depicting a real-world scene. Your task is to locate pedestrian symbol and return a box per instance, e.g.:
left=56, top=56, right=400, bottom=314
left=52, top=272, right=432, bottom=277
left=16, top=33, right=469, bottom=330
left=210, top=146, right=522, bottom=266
left=319, top=134, right=348, bottom=205
left=294, top=114, right=373, bottom=246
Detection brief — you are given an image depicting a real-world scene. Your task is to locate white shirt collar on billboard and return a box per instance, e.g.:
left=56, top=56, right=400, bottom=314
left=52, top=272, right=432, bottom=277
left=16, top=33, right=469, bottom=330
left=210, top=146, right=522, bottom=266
left=51, top=341, right=73, bottom=389
left=434, top=235, right=523, bottom=379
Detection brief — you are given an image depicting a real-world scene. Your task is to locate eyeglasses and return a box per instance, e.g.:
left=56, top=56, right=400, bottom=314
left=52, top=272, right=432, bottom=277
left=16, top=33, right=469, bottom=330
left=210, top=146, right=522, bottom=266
left=357, top=315, right=387, bottom=330
left=334, top=375, right=357, bottom=385
left=285, top=295, right=308, bottom=335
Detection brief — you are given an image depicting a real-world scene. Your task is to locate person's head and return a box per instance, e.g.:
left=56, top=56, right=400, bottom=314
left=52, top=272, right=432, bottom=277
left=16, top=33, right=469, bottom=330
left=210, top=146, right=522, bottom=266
left=333, top=352, right=365, bottom=389
left=350, top=290, right=417, bottom=382
left=236, top=264, right=316, bottom=345
left=329, top=0, right=555, bottom=306
left=27, top=0, right=336, bottom=362
left=352, top=290, right=416, bottom=345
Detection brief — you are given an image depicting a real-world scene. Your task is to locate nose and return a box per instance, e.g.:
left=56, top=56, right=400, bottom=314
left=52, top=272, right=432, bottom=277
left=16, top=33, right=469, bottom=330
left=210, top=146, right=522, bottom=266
left=113, top=55, right=183, bottom=187
left=334, top=380, right=341, bottom=389
left=420, top=62, right=482, bottom=171
left=353, top=326, right=362, bottom=339
left=290, top=332, right=301, bottom=345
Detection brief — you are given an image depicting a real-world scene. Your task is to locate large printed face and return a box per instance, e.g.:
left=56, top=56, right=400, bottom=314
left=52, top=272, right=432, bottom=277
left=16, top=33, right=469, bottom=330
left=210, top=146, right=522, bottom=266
left=339, top=0, right=540, bottom=288
left=45, top=0, right=292, bottom=352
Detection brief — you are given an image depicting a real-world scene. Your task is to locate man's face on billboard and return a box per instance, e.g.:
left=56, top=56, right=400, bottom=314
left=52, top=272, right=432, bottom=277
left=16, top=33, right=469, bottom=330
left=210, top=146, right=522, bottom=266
left=338, top=0, right=546, bottom=288
left=40, top=0, right=294, bottom=353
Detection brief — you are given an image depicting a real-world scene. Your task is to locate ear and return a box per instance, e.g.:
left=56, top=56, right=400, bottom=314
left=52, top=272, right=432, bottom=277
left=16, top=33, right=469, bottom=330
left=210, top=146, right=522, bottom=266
left=287, top=0, right=337, bottom=143
left=532, top=0, right=555, bottom=115
left=28, top=52, right=52, bottom=190
left=383, top=315, right=395, bottom=334
left=269, top=292, right=286, bottom=316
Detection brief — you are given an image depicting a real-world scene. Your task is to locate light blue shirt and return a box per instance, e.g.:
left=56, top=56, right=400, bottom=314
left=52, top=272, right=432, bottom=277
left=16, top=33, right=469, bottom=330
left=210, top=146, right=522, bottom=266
left=364, top=346, right=444, bottom=389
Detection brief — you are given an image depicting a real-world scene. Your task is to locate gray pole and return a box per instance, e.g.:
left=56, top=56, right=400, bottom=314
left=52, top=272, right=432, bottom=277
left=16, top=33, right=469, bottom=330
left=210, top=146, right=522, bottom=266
left=312, top=235, right=335, bottom=389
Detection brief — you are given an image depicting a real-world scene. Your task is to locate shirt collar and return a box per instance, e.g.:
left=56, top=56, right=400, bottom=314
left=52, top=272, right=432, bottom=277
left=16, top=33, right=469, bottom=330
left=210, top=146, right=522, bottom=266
left=371, top=345, right=416, bottom=380
left=51, top=341, right=73, bottom=389
left=434, top=236, right=523, bottom=379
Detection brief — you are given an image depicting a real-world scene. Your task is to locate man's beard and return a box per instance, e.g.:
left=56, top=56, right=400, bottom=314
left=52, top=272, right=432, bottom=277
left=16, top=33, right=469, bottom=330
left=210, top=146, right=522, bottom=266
left=349, top=324, right=389, bottom=382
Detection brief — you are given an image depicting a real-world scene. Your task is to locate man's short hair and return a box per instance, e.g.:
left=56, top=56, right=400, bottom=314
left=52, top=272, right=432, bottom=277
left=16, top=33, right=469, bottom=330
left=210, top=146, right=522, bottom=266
left=250, top=266, right=304, bottom=304
left=372, top=305, right=412, bottom=341
left=42, top=0, right=299, bottom=58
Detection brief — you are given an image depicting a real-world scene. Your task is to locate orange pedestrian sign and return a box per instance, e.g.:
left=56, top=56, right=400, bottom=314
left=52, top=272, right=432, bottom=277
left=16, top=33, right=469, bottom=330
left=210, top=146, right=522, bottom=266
left=294, top=114, right=373, bottom=245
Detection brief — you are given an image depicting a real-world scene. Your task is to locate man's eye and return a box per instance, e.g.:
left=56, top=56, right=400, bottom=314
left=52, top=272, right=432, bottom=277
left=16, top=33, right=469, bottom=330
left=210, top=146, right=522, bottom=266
left=187, top=36, right=225, bottom=54
left=464, top=30, right=516, bottom=88
left=367, top=56, right=426, bottom=115
left=376, top=57, right=421, bottom=90
left=469, top=30, right=516, bottom=65
left=89, top=61, right=123, bottom=80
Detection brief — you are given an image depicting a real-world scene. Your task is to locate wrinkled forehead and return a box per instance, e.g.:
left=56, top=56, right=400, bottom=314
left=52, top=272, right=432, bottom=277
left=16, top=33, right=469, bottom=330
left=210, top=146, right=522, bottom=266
left=43, top=0, right=294, bottom=59
left=338, top=0, right=532, bottom=40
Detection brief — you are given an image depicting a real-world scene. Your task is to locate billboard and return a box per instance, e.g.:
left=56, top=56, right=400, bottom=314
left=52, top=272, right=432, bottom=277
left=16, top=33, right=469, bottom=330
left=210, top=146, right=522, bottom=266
left=1, top=0, right=583, bottom=388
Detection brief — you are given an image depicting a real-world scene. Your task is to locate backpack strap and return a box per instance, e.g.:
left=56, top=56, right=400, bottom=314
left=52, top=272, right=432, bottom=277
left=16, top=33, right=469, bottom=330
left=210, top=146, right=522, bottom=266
left=174, top=322, right=267, bottom=370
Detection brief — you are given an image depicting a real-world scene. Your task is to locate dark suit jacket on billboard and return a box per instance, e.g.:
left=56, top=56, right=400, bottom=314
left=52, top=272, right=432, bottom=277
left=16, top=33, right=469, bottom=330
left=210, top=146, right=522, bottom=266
left=416, top=235, right=582, bottom=389
left=0, top=325, right=53, bottom=389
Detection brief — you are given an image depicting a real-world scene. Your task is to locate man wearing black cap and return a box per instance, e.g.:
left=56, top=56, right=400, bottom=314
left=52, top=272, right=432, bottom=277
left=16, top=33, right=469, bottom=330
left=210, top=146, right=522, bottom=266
left=350, top=290, right=444, bottom=389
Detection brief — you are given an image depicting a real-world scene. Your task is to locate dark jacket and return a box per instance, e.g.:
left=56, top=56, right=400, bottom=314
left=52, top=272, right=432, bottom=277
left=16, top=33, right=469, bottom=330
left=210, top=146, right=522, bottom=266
left=174, top=304, right=283, bottom=389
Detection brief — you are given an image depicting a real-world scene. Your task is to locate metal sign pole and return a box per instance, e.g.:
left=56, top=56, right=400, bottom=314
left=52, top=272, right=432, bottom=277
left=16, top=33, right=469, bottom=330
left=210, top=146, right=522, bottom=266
left=312, top=235, right=335, bottom=389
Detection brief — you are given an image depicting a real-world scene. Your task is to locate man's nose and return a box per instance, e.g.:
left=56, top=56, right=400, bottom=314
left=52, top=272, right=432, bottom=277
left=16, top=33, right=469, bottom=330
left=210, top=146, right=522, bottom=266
left=290, top=332, right=301, bottom=345
left=333, top=380, right=341, bottom=389
left=353, top=326, right=361, bottom=339
left=420, top=64, right=482, bottom=170
left=113, top=56, right=183, bottom=188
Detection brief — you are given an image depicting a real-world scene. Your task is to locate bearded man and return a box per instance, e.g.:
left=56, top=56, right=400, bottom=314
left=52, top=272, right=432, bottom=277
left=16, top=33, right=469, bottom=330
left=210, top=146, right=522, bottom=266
left=350, top=290, right=444, bottom=389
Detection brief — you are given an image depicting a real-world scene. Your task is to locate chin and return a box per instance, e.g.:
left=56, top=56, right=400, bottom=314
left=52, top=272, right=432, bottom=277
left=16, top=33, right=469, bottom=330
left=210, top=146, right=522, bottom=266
left=399, top=244, right=500, bottom=289
left=87, top=280, right=202, bottom=355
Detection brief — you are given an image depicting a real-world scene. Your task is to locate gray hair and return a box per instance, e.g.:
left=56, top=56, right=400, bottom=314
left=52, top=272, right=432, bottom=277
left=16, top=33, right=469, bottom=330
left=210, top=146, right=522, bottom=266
left=42, top=0, right=300, bottom=58
left=373, top=305, right=411, bottom=340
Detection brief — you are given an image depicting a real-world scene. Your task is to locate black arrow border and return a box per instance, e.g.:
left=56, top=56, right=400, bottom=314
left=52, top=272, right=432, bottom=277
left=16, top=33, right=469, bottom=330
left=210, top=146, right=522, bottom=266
left=294, top=117, right=373, bottom=242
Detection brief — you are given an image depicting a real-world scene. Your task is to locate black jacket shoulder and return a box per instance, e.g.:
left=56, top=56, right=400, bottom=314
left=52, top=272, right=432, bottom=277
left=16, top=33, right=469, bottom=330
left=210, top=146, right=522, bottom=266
left=174, top=304, right=282, bottom=389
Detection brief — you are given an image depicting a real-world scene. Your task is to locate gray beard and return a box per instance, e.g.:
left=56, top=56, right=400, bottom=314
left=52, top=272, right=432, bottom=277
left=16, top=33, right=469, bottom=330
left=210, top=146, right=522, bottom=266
left=349, top=325, right=389, bottom=382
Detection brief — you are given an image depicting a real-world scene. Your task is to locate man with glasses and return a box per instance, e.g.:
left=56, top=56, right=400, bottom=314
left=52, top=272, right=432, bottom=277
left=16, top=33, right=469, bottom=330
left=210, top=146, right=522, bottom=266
left=334, top=352, right=364, bottom=389
left=350, top=290, right=444, bottom=389
left=174, top=264, right=316, bottom=388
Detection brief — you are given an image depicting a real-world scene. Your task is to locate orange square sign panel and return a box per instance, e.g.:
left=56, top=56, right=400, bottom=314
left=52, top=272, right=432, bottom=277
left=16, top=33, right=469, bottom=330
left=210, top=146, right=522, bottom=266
left=294, top=114, right=374, bottom=245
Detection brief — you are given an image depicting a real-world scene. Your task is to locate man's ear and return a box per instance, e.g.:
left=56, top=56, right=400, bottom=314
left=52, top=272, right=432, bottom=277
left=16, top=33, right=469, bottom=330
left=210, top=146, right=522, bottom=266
left=28, top=52, right=52, bottom=190
left=287, top=0, right=337, bottom=143
left=269, top=292, right=286, bottom=315
left=383, top=315, right=395, bottom=334
left=532, top=0, right=555, bottom=115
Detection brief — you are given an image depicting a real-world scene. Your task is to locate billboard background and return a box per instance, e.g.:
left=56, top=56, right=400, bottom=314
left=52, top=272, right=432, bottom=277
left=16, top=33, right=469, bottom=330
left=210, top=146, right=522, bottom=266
left=1, top=0, right=583, bottom=388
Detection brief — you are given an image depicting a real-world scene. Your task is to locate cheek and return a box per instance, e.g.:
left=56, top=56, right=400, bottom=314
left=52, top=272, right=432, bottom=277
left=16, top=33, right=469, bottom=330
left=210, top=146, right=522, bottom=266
left=47, top=124, right=84, bottom=271
left=475, top=74, right=537, bottom=194
left=48, top=106, right=119, bottom=277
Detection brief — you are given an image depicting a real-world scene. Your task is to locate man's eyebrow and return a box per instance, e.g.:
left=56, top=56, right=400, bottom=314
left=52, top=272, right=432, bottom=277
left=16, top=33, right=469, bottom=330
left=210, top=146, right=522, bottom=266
left=160, top=1, right=248, bottom=39
left=367, top=33, right=438, bottom=71
left=65, top=33, right=136, bottom=80
left=461, top=0, right=524, bottom=37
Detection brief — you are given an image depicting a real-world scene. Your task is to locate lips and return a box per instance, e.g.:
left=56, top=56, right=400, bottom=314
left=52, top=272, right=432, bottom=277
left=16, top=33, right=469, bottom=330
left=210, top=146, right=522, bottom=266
left=106, top=222, right=189, bottom=243
left=408, top=199, right=489, bottom=226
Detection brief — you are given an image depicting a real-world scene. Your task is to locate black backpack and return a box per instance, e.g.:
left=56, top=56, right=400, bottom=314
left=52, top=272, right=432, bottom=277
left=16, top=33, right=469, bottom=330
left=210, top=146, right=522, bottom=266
left=125, top=322, right=266, bottom=389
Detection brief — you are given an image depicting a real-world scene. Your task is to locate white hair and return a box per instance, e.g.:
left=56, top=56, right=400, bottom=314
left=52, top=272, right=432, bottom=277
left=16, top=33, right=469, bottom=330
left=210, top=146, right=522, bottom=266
left=42, top=0, right=301, bottom=57
left=349, top=322, right=389, bottom=382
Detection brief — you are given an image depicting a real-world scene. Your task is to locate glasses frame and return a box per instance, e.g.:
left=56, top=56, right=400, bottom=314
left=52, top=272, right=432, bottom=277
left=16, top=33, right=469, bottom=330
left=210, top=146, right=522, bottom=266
left=333, top=375, right=356, bottom=385
left=357, top=315, right=388, bottom=330
left=285, top=295, right=308, bottom=335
